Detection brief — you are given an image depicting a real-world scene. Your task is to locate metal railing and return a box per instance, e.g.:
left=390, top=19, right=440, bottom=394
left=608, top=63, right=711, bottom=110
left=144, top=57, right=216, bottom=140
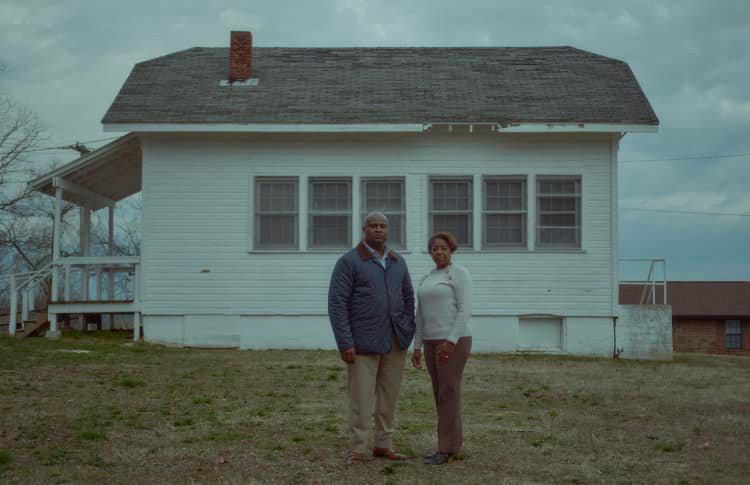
left=619, top=258, right=667, bottom=305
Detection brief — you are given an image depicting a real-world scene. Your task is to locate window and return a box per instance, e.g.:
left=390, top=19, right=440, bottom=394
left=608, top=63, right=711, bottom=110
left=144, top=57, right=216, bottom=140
left=255, top=177, right=298, bottom=249
left=429, top=177, right=472, bottom=246
left=483, top=176, right=527, bottom=248
left=309, top=177, right=352, bottom=249
left=536, top=176, right=581, bottom=249
left=726, top=320, right=742, bottom=350
left=361, top=177, right=405, bottom=249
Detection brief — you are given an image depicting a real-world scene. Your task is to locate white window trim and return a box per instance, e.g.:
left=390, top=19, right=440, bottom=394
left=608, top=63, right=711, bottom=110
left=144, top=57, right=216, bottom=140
left=482, top=175, right=528, bottom=249
left=360, top=176, right=407, bottom=250
left=308, top=176, right=353, bottom=250
left=253, top=176, right=299, bottom=250
left=428, top=176, right=474, bottom=248
left=535, top=175, right=583, bottom=250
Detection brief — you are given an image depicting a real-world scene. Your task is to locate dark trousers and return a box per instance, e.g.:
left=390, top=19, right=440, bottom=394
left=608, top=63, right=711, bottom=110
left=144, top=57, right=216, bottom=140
left=423, top=336, right=472, bottom=454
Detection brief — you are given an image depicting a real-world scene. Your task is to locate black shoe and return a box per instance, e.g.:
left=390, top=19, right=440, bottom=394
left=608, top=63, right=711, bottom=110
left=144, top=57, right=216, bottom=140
left=423, top=452, right=453, bottom=465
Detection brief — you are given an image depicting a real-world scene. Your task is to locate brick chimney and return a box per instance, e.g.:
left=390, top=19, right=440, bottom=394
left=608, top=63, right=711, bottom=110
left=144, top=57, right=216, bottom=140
left=229, top=31, right=252, bottom=82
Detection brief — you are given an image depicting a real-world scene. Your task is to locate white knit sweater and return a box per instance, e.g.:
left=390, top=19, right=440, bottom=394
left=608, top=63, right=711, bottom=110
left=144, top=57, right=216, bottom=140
left=414, top=263, right=473, bottom=350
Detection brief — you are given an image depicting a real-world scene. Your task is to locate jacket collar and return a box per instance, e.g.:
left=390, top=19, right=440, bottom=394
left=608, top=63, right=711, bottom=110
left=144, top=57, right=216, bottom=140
left=357, top=241, right=399, bottom=262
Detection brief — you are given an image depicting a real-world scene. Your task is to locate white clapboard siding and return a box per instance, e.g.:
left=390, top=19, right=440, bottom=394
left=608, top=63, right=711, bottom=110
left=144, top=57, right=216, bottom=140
left=140, top=132, right=615, bottom=318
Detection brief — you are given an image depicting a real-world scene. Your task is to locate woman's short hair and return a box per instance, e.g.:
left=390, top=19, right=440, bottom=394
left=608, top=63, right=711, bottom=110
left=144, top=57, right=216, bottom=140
left=428, top=232, right=458, bottom=253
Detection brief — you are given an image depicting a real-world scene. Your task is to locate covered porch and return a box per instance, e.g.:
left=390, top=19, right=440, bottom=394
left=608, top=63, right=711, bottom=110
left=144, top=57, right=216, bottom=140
left=9, top=134, right=143, bottom=339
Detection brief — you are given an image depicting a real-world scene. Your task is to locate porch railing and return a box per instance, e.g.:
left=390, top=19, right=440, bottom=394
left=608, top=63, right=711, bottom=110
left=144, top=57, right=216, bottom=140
left=49, top=256, right=140, bottom=304
left=6, top=256, right=141, bottom=339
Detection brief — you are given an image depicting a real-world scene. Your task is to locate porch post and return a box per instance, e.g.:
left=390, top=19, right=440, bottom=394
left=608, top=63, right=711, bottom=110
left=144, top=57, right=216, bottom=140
left=108, top=205, right=115, bottom=328
left=9, top=275, right=17, bottom=337
left=80, top=206, right=91, bottom=301
left=64, top=265, right=71, bottom=302
left=47, top=185, right=62, bottom=338
left=22, top=288, right=30, bottom=323
left=133, top=262, right=141, bottom=341
left=80, top=206, right=90, bottom=332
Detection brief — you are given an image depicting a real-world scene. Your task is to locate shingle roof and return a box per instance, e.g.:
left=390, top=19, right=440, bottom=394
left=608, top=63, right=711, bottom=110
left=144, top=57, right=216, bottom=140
left=102, top=46, right=658, bottom=126
left=619, top=282, right=750, bottom=317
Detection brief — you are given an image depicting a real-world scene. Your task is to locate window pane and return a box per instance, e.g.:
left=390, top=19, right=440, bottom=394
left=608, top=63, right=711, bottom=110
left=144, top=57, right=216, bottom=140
left=432, top=181, right=470, bottom=212
left=311, top=215, right=350, bottom=247
left=387, top=214, right=403, bottom=248
left=363, top=180, right=403, bottom=212
left=257, top=215, right=296, bottom=248
left=536, top=177, right=581, bottom=249
left=540, top=213, right=576, bottom=226
left=726, top=334, right=742, bottom=350
left=726, top=320, right=741, bottom=333
left=539, top=227, right=577, bottom=244
left=311, top=181, right=350, bottom=211
left=486, top=214, right=524, bottom=245
left=432, top=214, right=470, bottom=246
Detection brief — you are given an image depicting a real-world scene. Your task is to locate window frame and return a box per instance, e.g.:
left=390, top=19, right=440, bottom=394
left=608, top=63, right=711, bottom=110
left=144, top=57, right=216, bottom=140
left=360, top=176, right=406, bottom=250
left=482, top=175, right=528, bottom=249
left=308, top=176, right=353, bottom=250
left=726, top=320, right=742, bottom=350
left=254, top=176, right=299, bottom=250
left=535, top=175, right=582, bottom=249
left=428, top=176, right=473, bottom=247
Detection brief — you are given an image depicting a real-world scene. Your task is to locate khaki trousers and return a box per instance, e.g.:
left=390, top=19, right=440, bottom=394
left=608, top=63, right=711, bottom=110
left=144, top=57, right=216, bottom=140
left=347, top=335, right=407, bottom=453
left=423, top=336, right=472, bottom=454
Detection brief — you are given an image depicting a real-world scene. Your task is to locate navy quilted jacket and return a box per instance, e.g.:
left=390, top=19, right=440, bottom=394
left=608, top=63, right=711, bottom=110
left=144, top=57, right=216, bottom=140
left=328, top=242, right=416, bottom=354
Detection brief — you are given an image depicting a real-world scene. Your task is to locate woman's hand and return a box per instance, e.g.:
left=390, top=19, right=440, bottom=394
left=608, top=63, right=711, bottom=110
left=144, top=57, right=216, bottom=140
left=411, top=349, right=422, bottom=369
left=437, top=341, right=455, bottom=366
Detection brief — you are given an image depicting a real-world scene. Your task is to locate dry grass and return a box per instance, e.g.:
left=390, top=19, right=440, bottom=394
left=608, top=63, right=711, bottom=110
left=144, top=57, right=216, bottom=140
left=0, top=332, right=749, bottom=484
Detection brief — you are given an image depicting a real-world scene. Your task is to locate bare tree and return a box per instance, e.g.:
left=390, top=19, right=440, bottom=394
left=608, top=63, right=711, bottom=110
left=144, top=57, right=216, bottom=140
left=92, top=194, right=142, bottom=257
left=0, top=63, right=41, bottom=214
left=0, top=62, right=67, bottom=311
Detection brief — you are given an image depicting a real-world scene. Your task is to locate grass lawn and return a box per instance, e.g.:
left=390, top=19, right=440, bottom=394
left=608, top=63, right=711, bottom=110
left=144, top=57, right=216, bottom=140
left=0, top=333, right=749, bottom=484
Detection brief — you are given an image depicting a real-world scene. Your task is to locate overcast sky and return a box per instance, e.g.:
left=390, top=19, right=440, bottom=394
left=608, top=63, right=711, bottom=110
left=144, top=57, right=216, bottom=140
left=1, top=0, right=748, bottom=280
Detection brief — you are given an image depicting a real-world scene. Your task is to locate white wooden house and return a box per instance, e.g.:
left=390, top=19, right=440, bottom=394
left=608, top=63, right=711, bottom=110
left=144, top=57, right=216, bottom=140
left=15, top=32, right=672, bottom=357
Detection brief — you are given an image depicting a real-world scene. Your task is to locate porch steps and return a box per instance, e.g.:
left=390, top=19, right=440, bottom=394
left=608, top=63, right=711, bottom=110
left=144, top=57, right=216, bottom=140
left=18, top=320, right=50, bottom=338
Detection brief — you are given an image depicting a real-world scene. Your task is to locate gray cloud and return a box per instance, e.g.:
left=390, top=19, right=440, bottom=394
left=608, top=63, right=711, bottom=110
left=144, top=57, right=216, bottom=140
left=1, top=0, right=748, bottom=279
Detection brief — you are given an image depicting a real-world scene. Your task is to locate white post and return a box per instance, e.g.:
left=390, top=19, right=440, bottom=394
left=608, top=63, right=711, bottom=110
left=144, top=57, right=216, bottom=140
left=47, top=186, right=63, bottom=338
left=80, top=206, right=90, bottom=302
left=64, top=265, right=71, bottom=302
left=133, top=262, right=140, bottom=341
left=299, top=175, right=308, bottom=251
left=351, top=175, right=360, bottom=246
left=473, top=174, right=482, bottom=251
left=22, top=288, right=30, bottom=323
left=96, top=267, right=102, bottom=300
left=108, top=204, right=115, bottom=328
left=9, top=275, right=17, bottom=337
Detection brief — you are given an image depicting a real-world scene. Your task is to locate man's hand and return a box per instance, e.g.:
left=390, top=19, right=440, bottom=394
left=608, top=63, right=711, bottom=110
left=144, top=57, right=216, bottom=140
left=437, top=341, right=455, bottom=366
left=411, top=349, right=422, bottom=369
left=340, top=347, right=356, bottom=364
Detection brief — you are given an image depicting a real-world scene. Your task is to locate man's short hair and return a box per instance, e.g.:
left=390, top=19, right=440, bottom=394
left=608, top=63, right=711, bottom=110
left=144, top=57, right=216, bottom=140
left=362, top=211, right=389, bottom=228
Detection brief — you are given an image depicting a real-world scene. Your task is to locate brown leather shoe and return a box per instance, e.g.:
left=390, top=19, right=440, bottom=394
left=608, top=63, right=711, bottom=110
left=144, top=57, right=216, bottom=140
left=373, top=447, right=408, bottom=461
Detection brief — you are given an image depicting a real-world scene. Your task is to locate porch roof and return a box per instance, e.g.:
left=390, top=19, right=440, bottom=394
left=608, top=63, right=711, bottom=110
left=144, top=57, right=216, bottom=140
left=29, top=134, right=141, bottom=209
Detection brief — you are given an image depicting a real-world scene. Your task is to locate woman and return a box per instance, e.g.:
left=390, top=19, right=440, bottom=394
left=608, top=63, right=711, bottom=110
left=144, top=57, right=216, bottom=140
left=412, top=231, right=473, bottom=465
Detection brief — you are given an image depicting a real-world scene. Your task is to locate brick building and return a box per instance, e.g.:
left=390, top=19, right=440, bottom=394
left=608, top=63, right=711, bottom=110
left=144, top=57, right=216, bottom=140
left=620, top=282, right=750, bottom=354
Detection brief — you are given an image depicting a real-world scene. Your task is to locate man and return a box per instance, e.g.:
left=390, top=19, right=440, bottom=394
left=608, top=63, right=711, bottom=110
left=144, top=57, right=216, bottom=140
left=328, top=211, right=416, bottom=464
